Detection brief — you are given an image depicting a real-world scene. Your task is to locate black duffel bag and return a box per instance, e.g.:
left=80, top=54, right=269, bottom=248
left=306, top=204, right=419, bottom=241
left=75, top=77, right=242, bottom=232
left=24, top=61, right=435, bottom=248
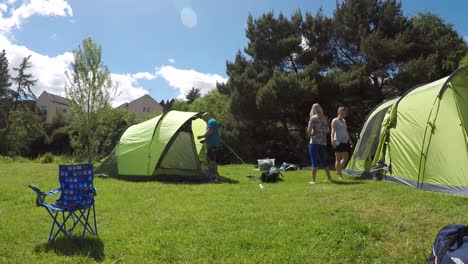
left=428, top=224, right=468, bottom=264
left=261, top=167, right=283, bottom=183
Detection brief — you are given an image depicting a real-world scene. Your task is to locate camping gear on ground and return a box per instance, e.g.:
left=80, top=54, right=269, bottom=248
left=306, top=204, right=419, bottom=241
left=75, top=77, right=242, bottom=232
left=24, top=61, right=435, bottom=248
left=427, top=224, right=468, bottom=264
left=29, top=164, right=98, bottom=245
left=96, top=110, right=207, bottom=180
left=247, top=167, right=284, bottom=183
left=345, top=66, right=468, bottom=196
left=257, top=158, right=275, bottom=171
left=261, top=167, right=283, bottom=183
left=280, top=162, right=301, bottom=171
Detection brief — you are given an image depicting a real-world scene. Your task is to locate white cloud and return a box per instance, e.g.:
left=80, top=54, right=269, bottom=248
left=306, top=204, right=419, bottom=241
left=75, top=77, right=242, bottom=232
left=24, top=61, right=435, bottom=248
left=111, top=74, right=149, bottom=107
left=464, top=35, right=468, bottom=43
left=0, top=4, right=8, bottom=13
left=155, top=65, right=227, bottom=98
left=0, top=35, right=149, bottom=107
left=131, top=72, right=156, bottom=80
left=50, top=32, right=57, bottom=40
left=0, top=0, right=73, bottom=33
left=168, top=58, right=175, bottom=64
left=0, top=34, right=73, bottom=97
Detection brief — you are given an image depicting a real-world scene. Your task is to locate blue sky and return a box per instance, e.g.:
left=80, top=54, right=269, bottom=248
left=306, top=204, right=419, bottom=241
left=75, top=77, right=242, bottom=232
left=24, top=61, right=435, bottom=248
left=0, top=0, right=467, bottom=105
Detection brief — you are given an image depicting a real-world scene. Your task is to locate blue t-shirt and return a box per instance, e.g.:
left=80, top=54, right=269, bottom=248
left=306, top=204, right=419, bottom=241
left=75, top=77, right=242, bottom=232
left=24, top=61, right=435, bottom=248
left=206, top=118, right=221, bottom=148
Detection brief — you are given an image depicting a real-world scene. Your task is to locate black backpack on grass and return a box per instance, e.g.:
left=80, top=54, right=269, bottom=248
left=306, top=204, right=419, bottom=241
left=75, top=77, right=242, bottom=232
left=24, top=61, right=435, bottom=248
left=261, top=167, right=283, bottom=183
left=427, top=224, right=468, bottom=264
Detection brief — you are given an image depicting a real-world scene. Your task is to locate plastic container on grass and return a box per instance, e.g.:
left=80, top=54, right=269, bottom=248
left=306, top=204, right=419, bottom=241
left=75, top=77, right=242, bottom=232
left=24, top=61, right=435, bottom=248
left=257, top=158, right=275, bottom=171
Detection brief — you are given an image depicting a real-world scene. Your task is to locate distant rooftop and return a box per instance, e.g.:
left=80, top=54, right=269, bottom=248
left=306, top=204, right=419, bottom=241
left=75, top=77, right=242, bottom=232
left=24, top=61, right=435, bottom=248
left=42, top=91, right=70, bottom=106
left=117, top=94, right=157, bottom=108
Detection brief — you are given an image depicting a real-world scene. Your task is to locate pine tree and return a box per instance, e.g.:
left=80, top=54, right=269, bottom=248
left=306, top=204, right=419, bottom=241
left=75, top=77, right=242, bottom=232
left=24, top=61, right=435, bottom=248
left=11, top=55, right=37, bottom=102
left=186, top=87, right=202, bottom=104
left=0, top=50, right=11, bottom=131
left=0, top=54, right=42, bottom=155
left=0, top=50, right=11, bottom=98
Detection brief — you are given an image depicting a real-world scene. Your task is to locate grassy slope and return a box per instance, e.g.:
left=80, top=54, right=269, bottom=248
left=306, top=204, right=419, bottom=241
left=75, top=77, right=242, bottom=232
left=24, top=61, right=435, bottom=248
left=0, top=162, right=466, bottom=263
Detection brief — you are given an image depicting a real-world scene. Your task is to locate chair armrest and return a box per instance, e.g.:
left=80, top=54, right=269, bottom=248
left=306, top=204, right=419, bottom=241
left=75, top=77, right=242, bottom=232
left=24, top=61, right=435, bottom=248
left=44, top=187, right=60, bottom=196
left=84, top=187, right=97, bottom=196
left=28, top=185, right=60, bottom=207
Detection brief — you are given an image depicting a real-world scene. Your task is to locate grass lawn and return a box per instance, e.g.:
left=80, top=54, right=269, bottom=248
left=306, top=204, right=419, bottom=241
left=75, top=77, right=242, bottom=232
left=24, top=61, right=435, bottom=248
left=0, top=161, right=467, bottom=263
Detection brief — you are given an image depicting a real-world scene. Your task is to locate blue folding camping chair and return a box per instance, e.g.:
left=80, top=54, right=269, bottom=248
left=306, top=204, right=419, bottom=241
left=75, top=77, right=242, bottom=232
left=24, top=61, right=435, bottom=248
left=29, top=163, right=98, bottom=245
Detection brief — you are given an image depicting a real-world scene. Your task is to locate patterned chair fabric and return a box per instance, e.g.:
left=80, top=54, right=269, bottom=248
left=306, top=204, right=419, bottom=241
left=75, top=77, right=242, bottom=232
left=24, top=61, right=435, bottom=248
left=56, top=164, right=95, bottom=210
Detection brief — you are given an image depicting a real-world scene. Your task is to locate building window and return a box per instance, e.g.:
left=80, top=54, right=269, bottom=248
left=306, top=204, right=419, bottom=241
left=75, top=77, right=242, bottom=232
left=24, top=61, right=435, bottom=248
left=63, top=108, right=67, bottom=113
left=143, top=107, right=146, bottom=112
left=39, top=106, right=47, bottom=115
left=147, top=107, right=151, bottom=112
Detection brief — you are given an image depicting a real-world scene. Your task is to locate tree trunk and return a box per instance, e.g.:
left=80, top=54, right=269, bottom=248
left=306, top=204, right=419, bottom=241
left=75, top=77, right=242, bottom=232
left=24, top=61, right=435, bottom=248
left=87, top=89, right=92, bottom=162
left=289, top=55, right=298, bottom=73
left=280, top=119, right=297, bottom=160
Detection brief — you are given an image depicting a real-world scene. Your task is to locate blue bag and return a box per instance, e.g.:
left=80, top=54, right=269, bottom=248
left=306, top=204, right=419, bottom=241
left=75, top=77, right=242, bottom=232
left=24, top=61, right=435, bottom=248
left=428, top=224, right=468, bottom=264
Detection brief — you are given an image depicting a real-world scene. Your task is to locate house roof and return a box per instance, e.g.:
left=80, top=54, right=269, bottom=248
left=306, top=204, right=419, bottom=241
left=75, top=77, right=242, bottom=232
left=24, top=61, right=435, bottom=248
left=42, top=91, right=70, bottom=106
left=117, top=94, right=160, bottom=108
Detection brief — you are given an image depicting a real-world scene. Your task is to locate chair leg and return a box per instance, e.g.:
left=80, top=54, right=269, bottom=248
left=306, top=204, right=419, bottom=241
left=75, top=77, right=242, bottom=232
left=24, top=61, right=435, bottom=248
left=93, top=204, right=98, bottom=237
left=43, top=205, right=98, bottom=245
left=47, top=210, right=74, bottom=243
left=71, top=209, right=96, bottom=236
left=80, top=208, right=92, bottom=246
left=47, top=210, right=58, bottom=243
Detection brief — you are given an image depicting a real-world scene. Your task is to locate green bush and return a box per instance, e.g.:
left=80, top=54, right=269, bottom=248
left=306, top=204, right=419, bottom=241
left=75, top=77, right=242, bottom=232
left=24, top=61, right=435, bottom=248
left=0, top=156, right=32, bottom=163
left=36, top=152, right=54, bottom=163
left=53, top=155, right=82, bottom=164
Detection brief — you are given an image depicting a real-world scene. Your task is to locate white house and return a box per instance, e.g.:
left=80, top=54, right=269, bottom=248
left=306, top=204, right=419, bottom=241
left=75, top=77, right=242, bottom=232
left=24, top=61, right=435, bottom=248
left=117, top=94, right=163, bottom=121
left=36, top=91, right=72, bottom=124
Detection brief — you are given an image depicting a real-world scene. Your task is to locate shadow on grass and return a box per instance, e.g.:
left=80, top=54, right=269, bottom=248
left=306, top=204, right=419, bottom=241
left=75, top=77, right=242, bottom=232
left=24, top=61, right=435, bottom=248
left=34, top=236, right=104, bottom=261
left=330, top=179, right=366, bottom=185
left=157, top=175, right=239, bottom=185
left=111, top=174, right=239, bottom=184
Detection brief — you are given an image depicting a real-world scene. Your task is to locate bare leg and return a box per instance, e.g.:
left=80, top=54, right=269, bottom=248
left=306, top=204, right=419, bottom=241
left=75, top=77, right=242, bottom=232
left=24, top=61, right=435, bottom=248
left=212, top=161, right=219, bottom=177
left=339, top=152, right=349, bottom=177
left=324, top=167, right=332, bottom=181
left=311, top=167, right=318, bottom=183
left=208, top=160, right=218, bottom=177
left=335, top=152, right=343, bottom=178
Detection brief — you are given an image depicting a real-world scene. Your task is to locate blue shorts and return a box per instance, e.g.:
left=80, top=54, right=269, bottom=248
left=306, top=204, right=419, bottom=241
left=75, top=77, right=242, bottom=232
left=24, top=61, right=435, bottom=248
left=309, top=144, right=328, bottom=168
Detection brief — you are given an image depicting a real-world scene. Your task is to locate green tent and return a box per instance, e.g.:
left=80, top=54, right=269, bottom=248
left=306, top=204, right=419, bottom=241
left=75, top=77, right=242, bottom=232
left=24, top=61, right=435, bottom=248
left=96, top=110, right=207, bottom=180
left=345, top=66, right=468, bottom=195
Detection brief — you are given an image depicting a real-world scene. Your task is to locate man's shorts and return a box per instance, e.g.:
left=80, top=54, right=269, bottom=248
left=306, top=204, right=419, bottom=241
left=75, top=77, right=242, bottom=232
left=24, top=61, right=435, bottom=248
left=207, top=146, right=224, bottom=163
left=334, top=143, right=349, bottom=153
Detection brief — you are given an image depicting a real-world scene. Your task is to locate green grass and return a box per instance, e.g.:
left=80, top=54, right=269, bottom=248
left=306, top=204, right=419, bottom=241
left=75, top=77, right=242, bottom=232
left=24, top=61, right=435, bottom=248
left=1, top=162, right=467, bottom=263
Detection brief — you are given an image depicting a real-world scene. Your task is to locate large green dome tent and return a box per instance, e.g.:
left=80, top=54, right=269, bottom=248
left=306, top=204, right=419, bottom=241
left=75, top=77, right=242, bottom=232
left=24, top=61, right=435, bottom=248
left=345, top=66, right=468, bottom=195
left=96, top=110, right=207, bottom=180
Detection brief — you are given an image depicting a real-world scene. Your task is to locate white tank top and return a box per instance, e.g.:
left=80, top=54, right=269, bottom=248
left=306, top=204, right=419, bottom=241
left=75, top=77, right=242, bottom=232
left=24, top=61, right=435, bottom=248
left=333, top=118, right=350, bottom=143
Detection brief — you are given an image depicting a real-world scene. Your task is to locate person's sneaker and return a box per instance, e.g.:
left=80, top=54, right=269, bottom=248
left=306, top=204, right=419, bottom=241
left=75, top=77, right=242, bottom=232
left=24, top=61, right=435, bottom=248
left=309, top=181, right=316, bottom=185
left=338, top=176, right=343, bottom=180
